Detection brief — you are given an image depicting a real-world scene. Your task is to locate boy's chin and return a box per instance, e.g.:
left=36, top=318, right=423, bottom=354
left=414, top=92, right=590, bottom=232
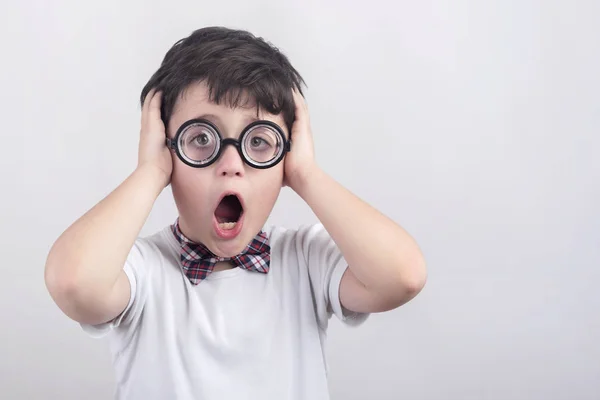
left=208, top=227, right=258, bottom=257
left=209, top=241, right=248, bottom=259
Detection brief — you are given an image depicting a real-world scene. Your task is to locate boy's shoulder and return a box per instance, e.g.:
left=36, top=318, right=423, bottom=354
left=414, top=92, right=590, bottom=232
left=264, top=222, right=334, bottom=247
left=127, top=225, right=175, bottom=264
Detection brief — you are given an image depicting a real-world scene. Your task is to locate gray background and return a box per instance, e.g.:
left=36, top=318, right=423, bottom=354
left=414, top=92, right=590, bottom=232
left=1, top=0, right=599, bottom=399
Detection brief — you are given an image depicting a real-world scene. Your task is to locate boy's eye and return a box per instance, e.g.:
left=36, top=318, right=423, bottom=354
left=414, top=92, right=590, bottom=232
left=249, top=136, right=271, bottom=148
left=194, top=133, right=211, bottom=146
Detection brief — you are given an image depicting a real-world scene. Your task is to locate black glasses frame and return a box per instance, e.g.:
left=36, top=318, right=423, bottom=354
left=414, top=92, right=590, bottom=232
left=166, top=118, right=291, bottom=169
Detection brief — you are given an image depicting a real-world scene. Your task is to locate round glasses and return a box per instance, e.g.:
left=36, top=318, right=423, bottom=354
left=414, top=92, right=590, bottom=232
left=166, top=119, right=291, bottom=169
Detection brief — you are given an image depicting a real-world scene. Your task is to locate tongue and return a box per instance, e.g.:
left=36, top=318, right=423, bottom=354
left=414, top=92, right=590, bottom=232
left=215, top=197, right=240, bottom=222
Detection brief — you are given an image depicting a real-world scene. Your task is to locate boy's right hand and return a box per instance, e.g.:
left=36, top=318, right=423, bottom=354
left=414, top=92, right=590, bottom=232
left=138, top=89, right=173, bottom=187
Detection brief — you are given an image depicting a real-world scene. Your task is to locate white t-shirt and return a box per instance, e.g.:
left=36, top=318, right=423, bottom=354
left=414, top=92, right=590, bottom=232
left=81, top=223, right=368, bottom=400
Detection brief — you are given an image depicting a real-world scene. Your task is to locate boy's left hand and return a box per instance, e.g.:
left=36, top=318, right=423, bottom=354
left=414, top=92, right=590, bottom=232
left=283, top=89, right=318, bottom=192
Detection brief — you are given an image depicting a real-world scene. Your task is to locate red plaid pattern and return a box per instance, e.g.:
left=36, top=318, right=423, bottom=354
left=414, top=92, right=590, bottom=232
left=171, top=219, right=270, bottom=285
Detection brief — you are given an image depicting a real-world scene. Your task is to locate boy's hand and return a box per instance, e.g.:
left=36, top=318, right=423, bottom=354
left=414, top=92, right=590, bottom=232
left=284, top=89, right=318, bottom=192
left=138, top=89, right=173, bottom=186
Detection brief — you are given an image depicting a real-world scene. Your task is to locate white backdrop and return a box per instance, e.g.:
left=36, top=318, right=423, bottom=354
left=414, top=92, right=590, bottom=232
left=1, top=1, right=599, bottom=399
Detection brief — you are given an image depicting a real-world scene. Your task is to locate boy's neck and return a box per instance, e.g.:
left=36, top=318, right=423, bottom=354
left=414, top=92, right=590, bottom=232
left=214, top=260, right=235, bottom=272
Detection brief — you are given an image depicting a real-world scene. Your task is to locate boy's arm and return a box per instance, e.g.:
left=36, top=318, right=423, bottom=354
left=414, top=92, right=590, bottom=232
left=295, top=167, right=427, bottom=313
left=286, top=90, right=427, bottom=314
left=44, top=89, right=171, bottom=326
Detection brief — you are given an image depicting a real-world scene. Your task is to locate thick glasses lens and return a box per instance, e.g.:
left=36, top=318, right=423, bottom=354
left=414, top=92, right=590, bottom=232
left=241, top=124, right=284, bottom=166
left=178, top=122, right=220, bottom=165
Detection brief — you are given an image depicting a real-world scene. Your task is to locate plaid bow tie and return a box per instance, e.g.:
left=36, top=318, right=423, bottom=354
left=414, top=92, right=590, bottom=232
left=171, top=220, right=270, bottom=285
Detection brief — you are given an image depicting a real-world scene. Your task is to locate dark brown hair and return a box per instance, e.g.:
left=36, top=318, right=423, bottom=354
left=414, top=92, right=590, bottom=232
left=140, top=26, right=305, bottom=133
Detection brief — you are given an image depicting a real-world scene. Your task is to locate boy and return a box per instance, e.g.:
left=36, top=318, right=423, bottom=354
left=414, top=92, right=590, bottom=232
left=45, top=26, right=427, bottom=399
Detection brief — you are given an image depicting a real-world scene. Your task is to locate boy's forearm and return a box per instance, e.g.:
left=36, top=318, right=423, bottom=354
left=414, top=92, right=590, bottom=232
left=296, top=166, right=426, bottom=295
left=45, top=165, right=166, bottom=298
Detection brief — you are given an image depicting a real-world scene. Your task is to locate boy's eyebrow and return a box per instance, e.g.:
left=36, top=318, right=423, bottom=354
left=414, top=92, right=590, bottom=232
left=194, top=113, right=223, bottom=126
left=187, top=111, right=288, bottom=137
left=193, top=113, right=262, bottom=129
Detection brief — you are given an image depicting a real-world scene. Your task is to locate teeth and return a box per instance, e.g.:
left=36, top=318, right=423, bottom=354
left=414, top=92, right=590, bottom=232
left=218, top=222, right=237, bottom=230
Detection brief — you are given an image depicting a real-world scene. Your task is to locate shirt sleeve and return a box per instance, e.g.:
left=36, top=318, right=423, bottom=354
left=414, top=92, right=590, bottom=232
left=298, top=224, right=369, bottom=330
left=80, top=238, right=151, bottom=338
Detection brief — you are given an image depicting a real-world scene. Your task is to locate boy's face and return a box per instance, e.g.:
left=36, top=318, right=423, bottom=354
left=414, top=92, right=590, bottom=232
left=167, top=81, right=287, bottom=257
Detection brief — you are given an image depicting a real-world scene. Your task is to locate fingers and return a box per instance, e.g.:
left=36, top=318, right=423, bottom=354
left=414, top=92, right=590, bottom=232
left=149, top=90, right=163, bottom=122
left=142, top=88, right=163, bottom=128
left=142, top=88, right=154, bottom=114
left=292, top=87, right=309, bottom=122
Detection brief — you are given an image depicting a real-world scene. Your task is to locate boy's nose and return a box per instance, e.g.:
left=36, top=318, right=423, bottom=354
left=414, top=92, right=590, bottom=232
left=215, top=145, right=245, bottom=177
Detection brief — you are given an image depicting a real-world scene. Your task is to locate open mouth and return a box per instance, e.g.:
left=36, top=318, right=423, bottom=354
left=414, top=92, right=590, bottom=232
left=214, top=194, right=244, bottom=231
